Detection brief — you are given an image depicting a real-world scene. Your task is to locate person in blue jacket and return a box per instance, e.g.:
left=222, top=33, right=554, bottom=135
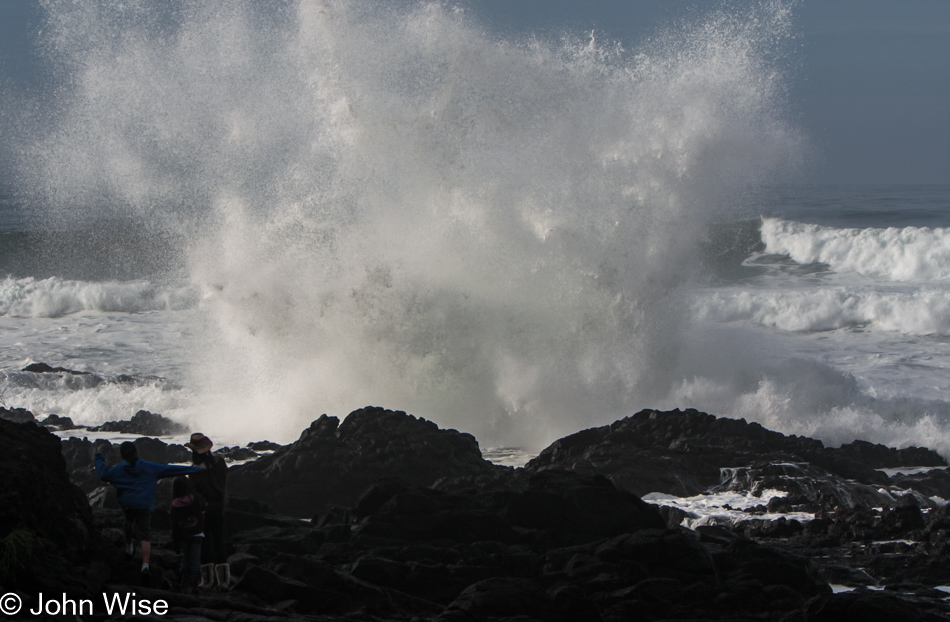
left=95, top=441, right=202, bottom=584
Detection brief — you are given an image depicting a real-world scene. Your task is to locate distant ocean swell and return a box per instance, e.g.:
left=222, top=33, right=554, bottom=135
left=693, top=217, right=950, bottom=335
left=761, top=217, right=950, bottom=281
left=0, top=276, right=198, bottom=318
left=8, top=216, right=950, bottom=336
left=693, top=286, right=950, bottom=335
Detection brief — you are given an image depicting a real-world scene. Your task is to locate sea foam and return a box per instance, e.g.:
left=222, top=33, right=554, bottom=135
left=0, top=276, right=198, bottom=318
left=692, top=285, right=950, bottom=335
left=762, top=218, right=950, bottom=282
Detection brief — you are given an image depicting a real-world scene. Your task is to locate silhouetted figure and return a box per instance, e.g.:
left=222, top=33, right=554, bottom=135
left=95, top=441, right=200, bottom=585
left=186, top=432, right=231, bottom=589
left=171, top=476, right=207, bottom=593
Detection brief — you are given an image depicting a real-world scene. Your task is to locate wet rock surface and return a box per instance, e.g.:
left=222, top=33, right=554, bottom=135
left=7, top=406, right=950, bottom=620
left=22, top=362, right=94, bottom=375
left=18, top=361, right=149, bottom=387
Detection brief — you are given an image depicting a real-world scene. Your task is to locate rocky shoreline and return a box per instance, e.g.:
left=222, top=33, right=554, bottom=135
left=4, top=401, right=950, bottom=621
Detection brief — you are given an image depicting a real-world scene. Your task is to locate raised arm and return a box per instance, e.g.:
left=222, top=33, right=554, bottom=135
left=94, top=453, right=117, bottom=481
left=150, top=462, right=202, bottom=479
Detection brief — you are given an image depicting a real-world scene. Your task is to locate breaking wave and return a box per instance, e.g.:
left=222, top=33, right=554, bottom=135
left=15, top=0, right=803, bottom=446
left=0, top=276, right=198, bottom=318
left=693, top=285, right=950, bottom=335
left=761, top=217, right=950, bottom=282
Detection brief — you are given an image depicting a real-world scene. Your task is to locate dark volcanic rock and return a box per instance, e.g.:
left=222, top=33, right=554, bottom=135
left=712, top=537, right=830, bottom=600
left=60, top=437, right=104, bottom=494
left=19, top=362, right=109, bottom=390
left=8, top=404, right=950, bottom=621
left=232, top=564, right=317, bottom=608
left=591, top=528, right=718, bottom=587
left=802, top=589, right=938, bottom=622
left=832, top=439, right=946, bottom=469
left=22, top=362, right=92, bottom=375
left=495, top=470, right=667, bottom=546
left=20, top=363, right=152, bottom=388
left=214, top=446, right=259, bottom=462
left=0, top=406, right=36, bottom=424
left=132, top=436, right=191, bottom=464
left=89, top=409, right=188, bottom=436
left=353, top=480, right=520, bottom=544
left=525, top=408, right=906, bottom=499
left=713, top=461, right=900, bottom=511
left=229, top=406, right=503, bottom=517
left=40, top=414, right=82, bottom=429
left=247, top=440, right=283, bottom=452
left=435, top=577, right=563, bottom=622
left=880, top=503, right=927, bottom=534
left=0, top=418, right=96, bottom=591
left=891, top=468, right=950, bottom=502
left=349, top=470, right=666, bottom=548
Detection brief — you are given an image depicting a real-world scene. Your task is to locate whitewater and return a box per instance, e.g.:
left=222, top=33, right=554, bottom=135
left=2, top=1, right=950, bottom=460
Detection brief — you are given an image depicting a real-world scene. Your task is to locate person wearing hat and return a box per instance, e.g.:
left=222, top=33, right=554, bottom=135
left=95, top=440, right=202, bottom=586
left=185, top=432, right=230, bottom=589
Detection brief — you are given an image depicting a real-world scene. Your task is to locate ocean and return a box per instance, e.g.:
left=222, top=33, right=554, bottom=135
left=2, top=2, right=949, bottom=460
left=4, top=184, right=950, bottom=461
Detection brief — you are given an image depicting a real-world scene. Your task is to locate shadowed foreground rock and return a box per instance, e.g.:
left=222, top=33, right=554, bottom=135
left=0, top=418, right=99, bottom=601
left=8, top=406, right=950, bottom=620
left=229, top=406, right=503, bottom=517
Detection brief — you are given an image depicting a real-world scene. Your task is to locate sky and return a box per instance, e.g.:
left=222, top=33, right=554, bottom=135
left=0, top=0, right=948, bottom=185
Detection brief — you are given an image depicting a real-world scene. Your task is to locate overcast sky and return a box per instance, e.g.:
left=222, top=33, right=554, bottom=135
left=1, top=0, right=947, bottom=185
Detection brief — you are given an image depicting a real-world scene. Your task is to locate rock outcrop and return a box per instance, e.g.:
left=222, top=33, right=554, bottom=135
left=19, top=361, right=142, bottom=388
left=0, top=418, right=98, bottom=596
left=229, top=406, right=503, bottom=517
left=9, top=403, right=950, bottom=620
left=22, top=362, right=93, bottom=375
left=525, top=408, right=947, bottom=505
left=90, top=409, right=189, bottom=436
left=0, top=406, right=36, bottom=424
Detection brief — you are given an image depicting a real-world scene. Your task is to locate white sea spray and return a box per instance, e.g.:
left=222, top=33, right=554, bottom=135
left=15, top=0, right=804, bottom=447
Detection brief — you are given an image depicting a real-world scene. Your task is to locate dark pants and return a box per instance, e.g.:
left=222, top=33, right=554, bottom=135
left=124, top=509, right=151, bottom=542
left=201, top=506, right=227, bottom=564
left=179, top=536, right=203, bottom=577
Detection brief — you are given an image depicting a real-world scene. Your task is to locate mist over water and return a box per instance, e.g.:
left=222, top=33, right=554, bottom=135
left=14, top=0, right=805, bottom=447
